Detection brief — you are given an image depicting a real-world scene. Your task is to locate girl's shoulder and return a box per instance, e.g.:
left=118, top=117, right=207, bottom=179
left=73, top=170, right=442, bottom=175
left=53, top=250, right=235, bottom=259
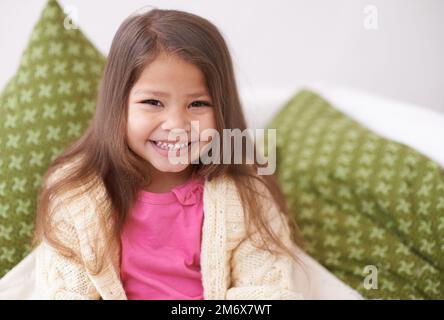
left=204, top=174, right=239, bottom=201
left=45, top=157, right=107, bottom=223
left=47, top=155, right=104, bottom=198
left=205, top=174, right=269, bottom=200
left=206, top=174, right=281, bottom=222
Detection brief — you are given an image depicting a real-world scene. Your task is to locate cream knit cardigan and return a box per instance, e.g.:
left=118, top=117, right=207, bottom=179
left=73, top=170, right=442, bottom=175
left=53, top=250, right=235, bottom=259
left=33, top=165, right=304, bottom=300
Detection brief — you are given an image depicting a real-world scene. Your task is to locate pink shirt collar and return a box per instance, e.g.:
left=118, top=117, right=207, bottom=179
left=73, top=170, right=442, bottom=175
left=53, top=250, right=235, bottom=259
left=137, top=176, right=204, bottom=206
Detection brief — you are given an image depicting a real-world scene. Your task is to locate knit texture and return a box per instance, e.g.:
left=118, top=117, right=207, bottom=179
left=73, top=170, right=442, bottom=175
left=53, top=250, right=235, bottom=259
left=34, top=163, right=303, bottom=300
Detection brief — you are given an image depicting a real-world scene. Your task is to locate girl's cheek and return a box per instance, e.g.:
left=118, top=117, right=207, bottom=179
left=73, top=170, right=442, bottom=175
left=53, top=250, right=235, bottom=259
left=129, top=113, right=152, bottom=133
left=197, top=111, right=216, bottom=129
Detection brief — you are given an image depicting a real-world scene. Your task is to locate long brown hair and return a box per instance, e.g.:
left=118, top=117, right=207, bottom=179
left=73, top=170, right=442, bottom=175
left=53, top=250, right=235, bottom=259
left=32, top=8, right=303, bottom=275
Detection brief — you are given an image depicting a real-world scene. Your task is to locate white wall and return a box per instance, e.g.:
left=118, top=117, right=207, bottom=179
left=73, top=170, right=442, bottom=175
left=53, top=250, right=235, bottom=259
left=1, top=0, right=443, bottom=122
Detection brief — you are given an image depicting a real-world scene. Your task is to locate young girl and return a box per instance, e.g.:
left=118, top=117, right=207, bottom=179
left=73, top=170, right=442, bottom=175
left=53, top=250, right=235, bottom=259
left=31, top=8, right=306, bottom=300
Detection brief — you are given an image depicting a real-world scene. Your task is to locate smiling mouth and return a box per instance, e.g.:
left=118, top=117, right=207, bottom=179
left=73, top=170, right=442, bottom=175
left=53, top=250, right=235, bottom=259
left=149, top=140, right=197, bottom=151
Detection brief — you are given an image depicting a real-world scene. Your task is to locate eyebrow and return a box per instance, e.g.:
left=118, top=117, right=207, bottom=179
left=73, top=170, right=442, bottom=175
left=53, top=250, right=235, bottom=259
left=133, top=89, right=210, bottom=98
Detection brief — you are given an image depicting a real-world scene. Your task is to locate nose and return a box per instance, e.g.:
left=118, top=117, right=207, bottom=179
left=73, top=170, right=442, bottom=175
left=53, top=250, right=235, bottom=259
left=160, top=107, right=191, bottom=134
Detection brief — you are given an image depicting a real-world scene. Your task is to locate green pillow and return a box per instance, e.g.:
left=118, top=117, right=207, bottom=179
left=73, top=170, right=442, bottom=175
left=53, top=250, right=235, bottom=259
left=0, top=0, right=105, bottom=277
left=267, top=89, right=444, bottom=299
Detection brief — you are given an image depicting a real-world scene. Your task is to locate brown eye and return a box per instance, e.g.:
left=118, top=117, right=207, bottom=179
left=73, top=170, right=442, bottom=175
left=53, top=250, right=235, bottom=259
left=141, top=99, right=162, bottom=106
left=190, top=101, right=212, bottom=107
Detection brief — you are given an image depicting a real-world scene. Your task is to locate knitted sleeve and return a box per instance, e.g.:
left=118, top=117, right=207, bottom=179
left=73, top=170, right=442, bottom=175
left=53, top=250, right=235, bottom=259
left=225, top=182, right=304, bottom=300
left=35, top=176, right=101, bottom=300
left=36, top=241, right=100, bottom=300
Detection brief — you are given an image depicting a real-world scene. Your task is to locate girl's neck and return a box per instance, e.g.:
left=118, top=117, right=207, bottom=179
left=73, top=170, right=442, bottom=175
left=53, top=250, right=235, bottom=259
left=143, top=165, right=195, bottom=193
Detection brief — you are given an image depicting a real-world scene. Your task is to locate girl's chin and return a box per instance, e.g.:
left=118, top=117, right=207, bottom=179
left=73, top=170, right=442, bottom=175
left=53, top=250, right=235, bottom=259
left=151, top=163, right=190, bottom=173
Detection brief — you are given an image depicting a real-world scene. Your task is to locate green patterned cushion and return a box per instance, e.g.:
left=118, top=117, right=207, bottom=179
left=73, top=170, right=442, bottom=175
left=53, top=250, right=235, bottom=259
left=267, top=89, right=444, bottom=299
left=0, top=0, right=105, bottom=277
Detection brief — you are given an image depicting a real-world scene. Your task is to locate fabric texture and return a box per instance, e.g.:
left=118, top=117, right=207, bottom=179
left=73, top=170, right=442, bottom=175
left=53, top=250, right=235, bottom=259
left=0, top=232, right=363, bottom=300
left=266, top=89, right=444, bottom=299
left=0, top=0, right=104, bottom=276
left=6, top=160, right=306, bottom=300
left=120, top=176, right=205, bottom=300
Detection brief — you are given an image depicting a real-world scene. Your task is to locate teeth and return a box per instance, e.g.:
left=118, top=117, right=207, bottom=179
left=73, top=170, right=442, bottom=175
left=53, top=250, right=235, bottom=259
left=154, top=141, right=190, bottom=151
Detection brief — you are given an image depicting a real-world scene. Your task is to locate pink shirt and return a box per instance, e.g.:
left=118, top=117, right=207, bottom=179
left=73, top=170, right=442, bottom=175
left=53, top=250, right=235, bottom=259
left=120, top=176, right=205, bottom=300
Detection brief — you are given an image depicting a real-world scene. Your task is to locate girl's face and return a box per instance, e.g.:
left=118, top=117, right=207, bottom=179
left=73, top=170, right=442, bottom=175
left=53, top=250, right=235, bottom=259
left=127, top=52, right=216, bottom=174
